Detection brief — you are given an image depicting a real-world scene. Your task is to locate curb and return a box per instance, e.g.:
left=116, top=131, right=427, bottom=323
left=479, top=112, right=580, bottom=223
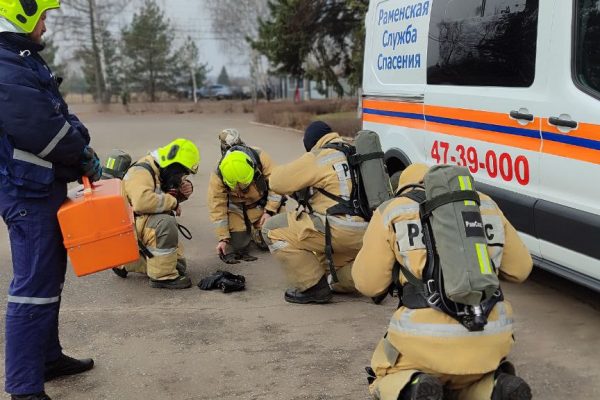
left=249, top=121, right=303, bottom=133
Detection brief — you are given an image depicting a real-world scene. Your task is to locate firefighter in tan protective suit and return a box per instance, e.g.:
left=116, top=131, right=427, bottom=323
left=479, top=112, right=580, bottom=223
left=207, top=131, right=284, bottom=263
left=112, top=139, right=200, bottom=289
left=262, top=121, right=368, bottom=304
left=352, top=164, right=533, bottom=400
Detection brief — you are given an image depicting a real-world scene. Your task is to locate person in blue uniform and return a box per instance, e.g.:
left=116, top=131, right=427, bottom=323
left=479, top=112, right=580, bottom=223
left=0, top=2, right=102, bottom=399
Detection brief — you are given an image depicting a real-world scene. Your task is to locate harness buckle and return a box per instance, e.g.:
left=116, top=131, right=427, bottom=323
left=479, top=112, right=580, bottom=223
left=425, top=279, right=441, bottom=306
left=427, top=292, right=441, bottom=307
left=426, top=279, right=436, bottom=294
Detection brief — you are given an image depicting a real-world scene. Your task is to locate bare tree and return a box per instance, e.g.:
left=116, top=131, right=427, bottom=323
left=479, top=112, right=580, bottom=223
left=56, top=0, right=128, bottom=104
left=208, top=0, right=269, bottom=102
left=180, top=36, right=201, bottom=103
left=208, top=0, right=268, bottom=53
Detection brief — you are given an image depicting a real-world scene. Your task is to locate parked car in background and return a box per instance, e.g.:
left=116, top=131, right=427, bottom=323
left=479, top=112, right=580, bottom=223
left=231, top=86, right=251, bottom=100
left=208, top=84, right=233, bottom=100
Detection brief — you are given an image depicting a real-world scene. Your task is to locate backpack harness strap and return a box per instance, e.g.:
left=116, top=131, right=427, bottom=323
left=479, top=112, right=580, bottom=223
left=420, top=190, right=481, bottom=217
left=316, top=142, right=364, bottom=284
left=127, top=162, right=157, bottom=259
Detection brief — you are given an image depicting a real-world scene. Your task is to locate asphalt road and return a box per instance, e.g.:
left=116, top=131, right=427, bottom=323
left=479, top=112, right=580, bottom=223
left=0, top=109, right=598, bottom=399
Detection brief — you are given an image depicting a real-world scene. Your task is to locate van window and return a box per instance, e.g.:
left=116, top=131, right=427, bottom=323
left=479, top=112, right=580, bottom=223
left=574, top=0, right=600, bottom=98
left=427, top=0, right=539, bottom=87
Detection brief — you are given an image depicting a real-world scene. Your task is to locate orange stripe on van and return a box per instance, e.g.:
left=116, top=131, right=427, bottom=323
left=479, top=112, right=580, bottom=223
left=362, top=99, right=600, bottom=164
left=426, top=121, right=541, bottom=152
left=543, top=142, right=600, bottom=164
left=426, top=105, right=542, bottom=133
left=363, top=98, right=423, bottom=114
left=363, top=113, right=426, bottom=130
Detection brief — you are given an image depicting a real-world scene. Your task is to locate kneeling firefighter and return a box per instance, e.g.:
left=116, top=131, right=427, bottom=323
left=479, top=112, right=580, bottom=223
left=113, top=139, right=200, bottom=289
left=208, top=130, right=284, bottom=263
left=352, top=163, right=533, bottom=400
left=262, top=121, right=392, bottom=304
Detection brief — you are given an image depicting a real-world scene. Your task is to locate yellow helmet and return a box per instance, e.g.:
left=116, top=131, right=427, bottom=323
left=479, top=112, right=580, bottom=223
left=156, top=138, right=200, bottom=174
left=219, top=150, right=255, bottom=189
left=0, top=0, right=60, bottom=34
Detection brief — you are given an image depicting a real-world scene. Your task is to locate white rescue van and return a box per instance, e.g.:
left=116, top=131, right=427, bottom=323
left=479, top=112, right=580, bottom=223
left=362, top=0, right=600, bottom=290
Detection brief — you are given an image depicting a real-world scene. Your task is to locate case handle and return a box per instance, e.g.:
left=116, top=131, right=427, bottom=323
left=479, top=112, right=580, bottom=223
left=82, top=176, right=94, bottom=197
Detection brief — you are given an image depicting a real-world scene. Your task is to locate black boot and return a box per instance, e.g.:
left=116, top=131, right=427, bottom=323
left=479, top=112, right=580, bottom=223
left=11, top=392, right=51, bottom=400
left=284, top=276, right=332, bottom=304
left=491, top=374, right=532, bottom=400
left=399, top=373, right=444, bottom=400
left=149, top=275, right=192, bottom=289
left=176, top=259, right=187, bottom=276
left=45, top=354, right=94, bottom=382
left=112, top=267, right=128, bottom=279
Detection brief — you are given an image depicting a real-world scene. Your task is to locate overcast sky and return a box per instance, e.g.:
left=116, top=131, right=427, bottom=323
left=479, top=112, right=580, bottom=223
left=53, top=0, right=249, bottom=79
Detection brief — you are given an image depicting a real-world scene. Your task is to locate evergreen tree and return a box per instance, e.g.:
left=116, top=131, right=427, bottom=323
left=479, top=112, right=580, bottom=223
left=121, top=0, right=175, bottom=102
left=217, top=66, right=231, bottom=86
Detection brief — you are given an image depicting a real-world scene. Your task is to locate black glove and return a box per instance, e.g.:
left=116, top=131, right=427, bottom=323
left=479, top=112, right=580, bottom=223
left=80, top=146, right=102, bottom=182
left=219, top=252, right=241, bottom=265
left=235, top=253, right=258, bottom=262
left=219, top=275, right=246, bottom=293
left=198, top=270, right=246, bottom=293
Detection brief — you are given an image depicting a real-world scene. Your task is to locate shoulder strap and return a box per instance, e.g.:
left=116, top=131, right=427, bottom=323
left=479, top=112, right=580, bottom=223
left=246, top=146, right=263, bottom=173
left=131, top=162, right=157, bottom=185
left=401, top=189, right=426, bottom=204
left=322, top=141, right=354, bottom=158
left=421, top=190, right=480, bottom=217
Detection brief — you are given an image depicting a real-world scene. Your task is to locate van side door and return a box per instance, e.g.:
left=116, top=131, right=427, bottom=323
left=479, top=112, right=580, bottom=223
left=535, top=0, right=600, bottom=285
left=423, top=0, right=550, bottom=256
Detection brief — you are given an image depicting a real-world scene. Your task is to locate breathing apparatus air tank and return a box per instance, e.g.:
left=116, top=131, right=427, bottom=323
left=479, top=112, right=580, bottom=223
left=354, top=130, right=393, bottom=211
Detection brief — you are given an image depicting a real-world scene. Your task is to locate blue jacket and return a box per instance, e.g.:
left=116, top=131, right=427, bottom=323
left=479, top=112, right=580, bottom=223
left=0, top=33, right=90, bottom=198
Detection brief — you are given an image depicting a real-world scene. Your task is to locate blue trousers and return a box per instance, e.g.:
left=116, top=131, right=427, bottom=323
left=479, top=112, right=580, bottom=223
left=0, top=183, right=67, bottom=395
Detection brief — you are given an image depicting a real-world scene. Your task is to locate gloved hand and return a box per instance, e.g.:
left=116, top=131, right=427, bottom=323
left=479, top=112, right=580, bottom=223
left=167, top=188, right=188, bottom=203
left=167, top=180, right=193, bottom=203
left=80, top=146, right=102, bottom=182
left=219, top=252, right=241, bottom=265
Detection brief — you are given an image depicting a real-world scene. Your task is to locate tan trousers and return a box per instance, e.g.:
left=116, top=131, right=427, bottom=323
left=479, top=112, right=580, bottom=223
left=123, top=214, right=184, bottom=281
left=262, top=211, right=365, bottom=292
left=370, top=338, right=496, bottom=400
left=227, top=206, right=264, bottom=252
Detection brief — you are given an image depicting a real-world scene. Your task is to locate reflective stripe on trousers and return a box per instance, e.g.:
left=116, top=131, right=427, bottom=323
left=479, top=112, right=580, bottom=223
left=388, top=303, right=513, bottom=337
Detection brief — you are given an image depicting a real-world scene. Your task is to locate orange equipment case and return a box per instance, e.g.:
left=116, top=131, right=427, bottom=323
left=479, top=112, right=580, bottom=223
left=57, top=177, right=139, bottom=277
